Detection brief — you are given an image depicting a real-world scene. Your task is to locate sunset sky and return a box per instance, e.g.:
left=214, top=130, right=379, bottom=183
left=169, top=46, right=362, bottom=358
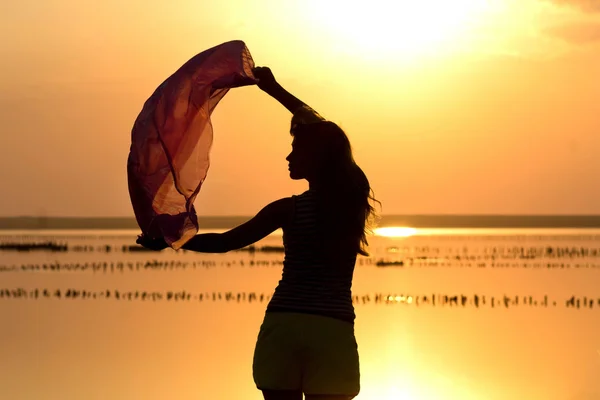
left=1, top=0, right=599, bottom=217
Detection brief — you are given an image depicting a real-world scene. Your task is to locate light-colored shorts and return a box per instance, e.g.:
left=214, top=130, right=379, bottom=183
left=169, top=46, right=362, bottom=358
left=252, top=312, right=360, bottom=397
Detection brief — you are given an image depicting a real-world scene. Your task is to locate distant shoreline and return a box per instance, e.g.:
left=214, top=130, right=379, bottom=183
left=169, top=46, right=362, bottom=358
left=2, top=215, right=600, bottom=230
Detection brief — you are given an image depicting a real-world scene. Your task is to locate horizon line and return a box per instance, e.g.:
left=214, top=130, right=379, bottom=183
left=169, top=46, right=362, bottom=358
left=2, top=215, right=600, bottom=229
left=3, top=214, right=600, bottom=218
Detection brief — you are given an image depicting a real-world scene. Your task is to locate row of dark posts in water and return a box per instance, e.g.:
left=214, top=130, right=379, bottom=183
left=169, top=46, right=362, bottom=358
left=3, top=257, right=600, bottom=273
left=0, top=260, right=284, bottom=273
left=0, top=288, right=597, bottom=309
left=0, top=242, right=286, bottom=253
left=2, top=241, right=600, bottom=260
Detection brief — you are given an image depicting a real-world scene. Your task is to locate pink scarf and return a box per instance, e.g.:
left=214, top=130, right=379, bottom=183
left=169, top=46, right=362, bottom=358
left=127, top=41, right=256, bottom=249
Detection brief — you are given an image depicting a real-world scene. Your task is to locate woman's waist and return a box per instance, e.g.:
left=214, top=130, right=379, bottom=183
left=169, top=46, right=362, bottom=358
left=273, top=280, right=352, bottom=297
left=265, top=306, right=356, bottom=324
left=266, top=289, right=356, bottom=324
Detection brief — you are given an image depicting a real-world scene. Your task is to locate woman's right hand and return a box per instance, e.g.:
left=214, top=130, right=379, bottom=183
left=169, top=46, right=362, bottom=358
left=136, top=234, right=169, bottom=251
left=252, top=66, right=279, bottom=92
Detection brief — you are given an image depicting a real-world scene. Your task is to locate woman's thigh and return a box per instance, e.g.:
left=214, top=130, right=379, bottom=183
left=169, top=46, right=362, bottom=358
left=301, top=315, right=360, bottom=397
left=261, top=389, right=302, bottom=400
left=262, top=391, right=354, bottom=400
left=255, top=313, right=360, bottom=398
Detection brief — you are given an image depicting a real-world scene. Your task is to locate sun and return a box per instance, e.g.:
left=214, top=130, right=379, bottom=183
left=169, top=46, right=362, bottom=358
left=304, top=0, right=498, bottom=60
left=374, top=227, right=417, bottom=238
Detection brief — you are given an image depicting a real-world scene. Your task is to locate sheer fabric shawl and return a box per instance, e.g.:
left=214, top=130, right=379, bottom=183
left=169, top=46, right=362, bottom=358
left=127, top=41, right=256, bottom=249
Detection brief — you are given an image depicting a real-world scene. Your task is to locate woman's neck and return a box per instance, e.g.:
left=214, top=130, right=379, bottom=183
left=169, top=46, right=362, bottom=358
left=308, top=179, right=325, bottom=191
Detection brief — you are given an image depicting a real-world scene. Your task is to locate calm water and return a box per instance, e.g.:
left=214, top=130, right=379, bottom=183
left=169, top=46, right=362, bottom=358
left=1, top=228, right=600, bottom=400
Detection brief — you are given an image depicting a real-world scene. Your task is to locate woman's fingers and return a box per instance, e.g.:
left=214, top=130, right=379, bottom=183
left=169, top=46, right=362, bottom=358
left=253, top=66, right=274, bottom=80
left=136, top=235, right=168, bottom=251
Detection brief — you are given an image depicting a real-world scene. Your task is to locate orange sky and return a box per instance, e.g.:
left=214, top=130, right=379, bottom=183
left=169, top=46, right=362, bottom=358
left=1, top=0, right=599, bottom=217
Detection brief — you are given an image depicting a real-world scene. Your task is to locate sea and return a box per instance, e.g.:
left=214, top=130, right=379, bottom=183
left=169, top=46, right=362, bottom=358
left=1, top=221, right=599, bottom=400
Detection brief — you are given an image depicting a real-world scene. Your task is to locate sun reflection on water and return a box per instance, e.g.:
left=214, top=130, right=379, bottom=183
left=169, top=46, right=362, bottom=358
left=374, top=227, right=418, bottom=237
left=388, top=295, right=414, bottom=304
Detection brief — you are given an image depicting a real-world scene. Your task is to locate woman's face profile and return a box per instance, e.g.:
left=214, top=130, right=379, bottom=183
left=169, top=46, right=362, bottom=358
left=286, top=137, right=318, bottom=181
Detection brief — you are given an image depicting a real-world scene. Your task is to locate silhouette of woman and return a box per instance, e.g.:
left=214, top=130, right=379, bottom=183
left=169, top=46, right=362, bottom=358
left=137, top=66, right=379, bottom=400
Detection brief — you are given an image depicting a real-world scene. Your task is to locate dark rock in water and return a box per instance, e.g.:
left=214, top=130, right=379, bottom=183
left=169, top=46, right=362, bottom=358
left=376, top=260, right=404, bottom=267
left=0, top=242, right=67, bottom=252
left=236, top=245, right=285, bottom=253
left=259, top=246, right=285, bottom=253
left=124, top=245, right=155, bottom=252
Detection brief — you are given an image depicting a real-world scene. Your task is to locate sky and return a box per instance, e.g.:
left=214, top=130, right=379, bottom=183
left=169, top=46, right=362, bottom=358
left=1, top=0, right=599, bottom=217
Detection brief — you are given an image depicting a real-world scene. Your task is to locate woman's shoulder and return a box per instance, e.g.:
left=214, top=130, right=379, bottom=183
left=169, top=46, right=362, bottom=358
left=267, top=197, right=295, bottom=229
left=297, top=188, right=318, bottom=199
left=268, top=197, right=294, bottom=211
left=273, top=191, right=315, bottom=227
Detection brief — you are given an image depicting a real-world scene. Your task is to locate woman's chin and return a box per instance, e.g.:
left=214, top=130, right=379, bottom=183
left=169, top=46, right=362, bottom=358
left=289, top=171, right=302, bottom=180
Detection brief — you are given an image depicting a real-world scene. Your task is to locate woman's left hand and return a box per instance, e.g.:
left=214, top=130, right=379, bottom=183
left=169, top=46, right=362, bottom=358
left=252, top=66, right=278, bottom=92
left=136, top=234, right=169, bottom=251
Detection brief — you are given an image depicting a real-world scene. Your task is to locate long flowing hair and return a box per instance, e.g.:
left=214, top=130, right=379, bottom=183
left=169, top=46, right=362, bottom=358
left=291, top=121, right=380, bottom=256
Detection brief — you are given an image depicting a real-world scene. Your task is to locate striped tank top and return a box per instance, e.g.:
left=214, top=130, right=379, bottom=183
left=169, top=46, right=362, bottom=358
left=266, top=189, right=357, bottom=323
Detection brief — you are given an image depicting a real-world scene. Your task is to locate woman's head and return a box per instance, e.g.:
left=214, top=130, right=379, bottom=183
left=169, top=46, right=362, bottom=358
left=288, top=121, right=380, bottom=256
left=286, top=121, right=354, bottom=183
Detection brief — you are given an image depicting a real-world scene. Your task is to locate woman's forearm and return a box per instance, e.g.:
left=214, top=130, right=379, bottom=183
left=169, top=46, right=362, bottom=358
left=264, top=82, right=307, bottom=114
left=181, top=233, right=228, bottom=253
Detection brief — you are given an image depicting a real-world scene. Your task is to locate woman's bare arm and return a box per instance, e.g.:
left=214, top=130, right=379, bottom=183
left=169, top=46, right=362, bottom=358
left=181, top=197, right=293, bottom=253
left=253, top=67, right=307, bottom=114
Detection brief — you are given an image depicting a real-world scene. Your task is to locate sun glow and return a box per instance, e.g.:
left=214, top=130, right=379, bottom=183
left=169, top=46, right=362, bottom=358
left=305, top=0, right=499, bottom=60
left=374, top=227, right=417, bottom=237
